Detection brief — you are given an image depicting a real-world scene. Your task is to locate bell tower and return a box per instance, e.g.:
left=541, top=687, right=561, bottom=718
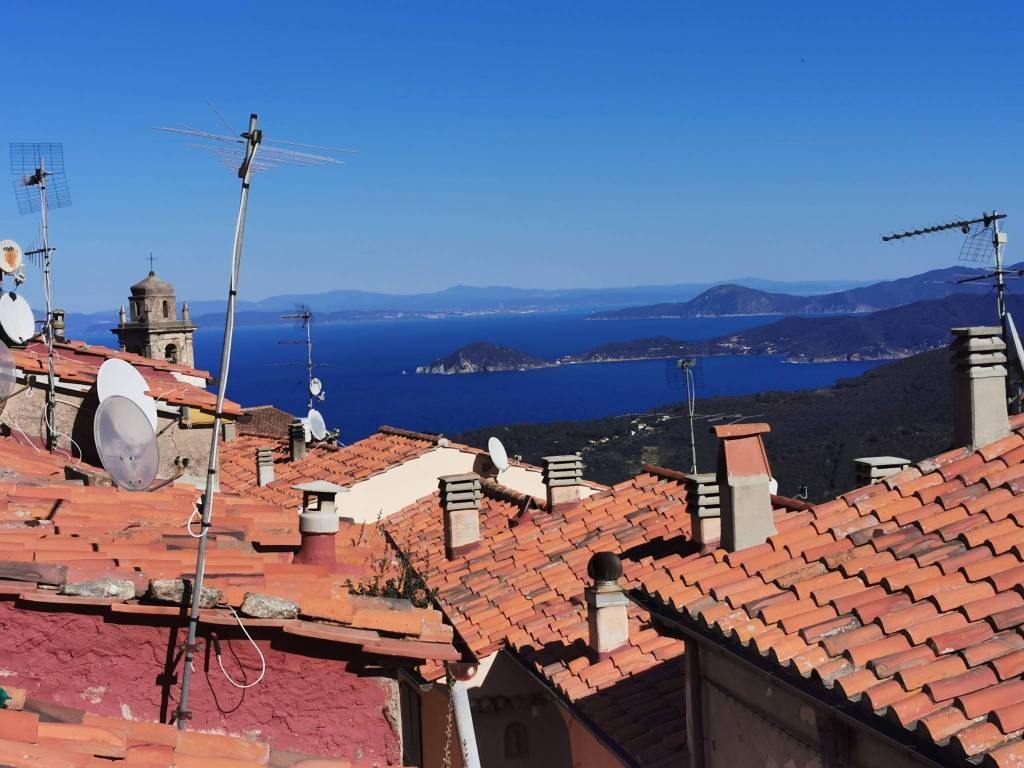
left=112, top=266, right=197, bottom=367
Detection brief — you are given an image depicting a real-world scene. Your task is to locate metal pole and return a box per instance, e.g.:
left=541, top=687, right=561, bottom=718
left=686, top=366, right=697, bottom=474
left=176, top=113, right=260, bottom=729
left=37, top=159, right=56, bottom=452
left=306, top=314, right=313, bottom=410
left=447, top=673, right=482, bottom=768
left=994, top=212, right=1007, bottom=327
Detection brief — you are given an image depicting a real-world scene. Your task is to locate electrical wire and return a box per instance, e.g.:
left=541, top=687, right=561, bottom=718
left=184, top=498, right=207, bottom=538
left=214, top=606, right=266, bottom=689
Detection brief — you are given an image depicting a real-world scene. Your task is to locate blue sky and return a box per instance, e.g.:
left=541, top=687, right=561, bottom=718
left=1, top=2, right=1021, bottom=311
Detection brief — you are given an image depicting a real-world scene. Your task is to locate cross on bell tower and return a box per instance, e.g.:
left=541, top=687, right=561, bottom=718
left=111, top=263, right=197, bottom=367
left=148, top=253, right=155, bottom=272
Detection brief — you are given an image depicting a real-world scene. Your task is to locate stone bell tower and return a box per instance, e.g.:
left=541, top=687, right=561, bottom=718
left=112, top=267, right=197, bottom=367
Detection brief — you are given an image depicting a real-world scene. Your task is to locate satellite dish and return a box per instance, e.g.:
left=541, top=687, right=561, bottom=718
left=0, top=240, right=23, bottom=274
left=96, top=358, right=158, bottom=430
left=309, top=377, right=323, bottom=397
left=487, top=436, right=510, bottom=473
left=0, top=340, right=16, bottom=401
left=0, top=293, right=35, bottom=345
left=307, top=408, right=327, bottom=441
left=93, top=395, right=160, bottom=491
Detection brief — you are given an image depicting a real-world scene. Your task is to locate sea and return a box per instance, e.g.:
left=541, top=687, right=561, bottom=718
left=170, top=313, right=883, bottom=442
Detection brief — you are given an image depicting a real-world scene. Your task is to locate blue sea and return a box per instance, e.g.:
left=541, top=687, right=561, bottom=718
left=175, top=313, right=883, bottom=442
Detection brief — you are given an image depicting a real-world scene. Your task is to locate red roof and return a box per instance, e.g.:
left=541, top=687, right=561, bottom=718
left=237, top=404, right=298, bottom=438
left=13, top=339, right=242, bottom=417
left=0, top=434, right=456, bottom=662
left=633, top=414, right=1024, bottom=767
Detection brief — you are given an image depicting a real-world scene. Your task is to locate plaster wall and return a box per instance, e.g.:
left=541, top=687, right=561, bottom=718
left=0, top=601, right=402, bottom=762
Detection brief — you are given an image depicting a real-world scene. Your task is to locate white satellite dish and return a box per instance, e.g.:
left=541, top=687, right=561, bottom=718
left=0, top=293, right=35, bottom=345
left=96, top=358, right=158, bottom=430
left=93, top=395, right=160, bottom=491
left=487, top=436, right=510, bottom=473
left=309, top=377, right=323, bottom=397
left=307, top=408, right=327, bottom=441
left=0, top=240, right=23, bottom=275
left=0, top=340, right=16, bottom=401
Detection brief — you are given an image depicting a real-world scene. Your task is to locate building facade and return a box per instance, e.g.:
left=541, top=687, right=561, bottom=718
left=112, top=269, right=197, bottom=366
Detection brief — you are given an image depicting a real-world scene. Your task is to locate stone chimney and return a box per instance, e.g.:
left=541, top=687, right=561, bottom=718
left=289, top=419, right=307, bottom=462
left=585, top=552, right=629, bottom=658
left=256, top=447, right=274, bottom=487
left=293, top=481, right=345, bottom=569
left=686, top=472, right=721, bottom=549
left=951, top=327, right=1010, bottom=450
left=854, top=456, right=910, bottom=487
left=222, top=421, right=237, bottom=442
left=712, top=423, right=776, bottom=552
left=439, top=473, right=481, bottom=559
left=542, top=455, right=585, bottom=512
left=51, top=309, right=66, bottom=342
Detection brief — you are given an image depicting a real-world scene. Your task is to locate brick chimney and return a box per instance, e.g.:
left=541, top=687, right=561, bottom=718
left=293, top=481, right=345, bottom=569
left=542, top=455, right=585, bottom=512
left=439, top=473, right=481, bottom=559
left=951, top=327, right=1010, bottom=450
left=686, top=472, right=721, bottom=549
left=712, top=423, right=776, bottom=552
left=854, top=456, right=910, bottom=487
left=289, top=419, right=307, bottom=462
left=585, top=552, right=629, bottom=658
left=256, top=447, right=274, bottom=487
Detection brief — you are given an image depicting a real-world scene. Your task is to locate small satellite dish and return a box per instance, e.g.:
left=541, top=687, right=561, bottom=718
left=0, top=340, right=16, bottom=401
left=309, top=377, right=323, bottom=397
left=93, top=395, right=160, bottom=491
left=0, top=240, right=23, bottom=274
left=307, top=408, right=327, bottom=441
left=487, top=436, right=510, bottom=473
left=96, top=358, right=158, bottom=430
left=0, top=292, right=35, bottom=345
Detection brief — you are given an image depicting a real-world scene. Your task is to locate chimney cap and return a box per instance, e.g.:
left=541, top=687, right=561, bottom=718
left=292, top=480, right=346, bottom=494
left=952, top=326, right=1003, bottom=337
left=587, top=551, right=623, bottom=583
left=711, top=422, right=771, bottom=439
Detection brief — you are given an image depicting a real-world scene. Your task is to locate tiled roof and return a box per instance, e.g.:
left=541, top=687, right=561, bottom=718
left=0, top=434, right=456, bottom=662
left=632, top=415, right=1024, bottom=767
left=0, top=694, right=405, bottom=767
left=238, top=404, right=298, bottom=438
left=218, top=430, right=437, bottom=506
left=14, top=339, right=242, bottom=417
left=381, top=471, right=712, bottom=767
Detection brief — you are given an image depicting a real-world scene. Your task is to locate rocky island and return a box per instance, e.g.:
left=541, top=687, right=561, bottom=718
left=416, top=341, right=559, bottom=374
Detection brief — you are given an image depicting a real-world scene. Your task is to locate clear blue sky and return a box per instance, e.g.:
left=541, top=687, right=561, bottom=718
left=1, top=2, right=1021, bottom=311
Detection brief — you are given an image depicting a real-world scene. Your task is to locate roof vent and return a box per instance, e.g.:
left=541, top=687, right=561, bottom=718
left=686, top=472, right=721, bottom=549
left=585, top=551, right=629, bottom=658
left=951, top=327, right=1010, bottom=450
left=439, top=473, right=481, bottom=559
left=854, top=456, right=910, bottom=487
left=256, top=447, right=274, bottom=487
left=542, top=454, right=585, bottom=512
left=293, top=480, right=345, bottom=569
left=712, top=423, right=776, bottom=552
left=289, top=419, right=307, bottom=462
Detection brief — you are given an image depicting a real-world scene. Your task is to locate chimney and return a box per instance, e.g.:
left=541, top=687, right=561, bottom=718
left=951, top=327, right=1010, bottom=449
left=52, top=309, right=66, bottom=342
left=854, top=456, right=910, bottom=487
left=439, top=473, right=481, bottom=559
left=712, top=423, right=776, bottom=552
left=292, top=481, right=345, bottom=569
left=256, top=447, right=274, bottom=486
left=585, top=552, right=629, bottom=658
left=222, top=421, right=237, bottom=442
left=542, top=454, right=585, bottom=512
left=686, top=472, right=721, bottom=549
left=289, top=419, right=307, bottom=462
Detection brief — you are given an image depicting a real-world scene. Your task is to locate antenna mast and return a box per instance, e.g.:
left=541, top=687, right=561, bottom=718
left=158, top=112, right=349, bottom=730
left=667, top=348, right=704, bottom=474
left=281, top=305, right=318, bottom=410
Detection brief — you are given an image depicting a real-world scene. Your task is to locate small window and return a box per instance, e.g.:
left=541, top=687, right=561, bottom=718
left=162, top=300, right=169, bottom=318
left=504, top=722, right=529, bottom=759
left=165, top=344, right=178, bottom=364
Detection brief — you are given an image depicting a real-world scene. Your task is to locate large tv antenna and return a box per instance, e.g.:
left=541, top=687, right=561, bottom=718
left=280, top=304, right=326, bottom=410
left=666, top=346, right=705, bottom=474
left=157, top=111, right=350, bottom=731
left=10, top=143, right=71, bottom=451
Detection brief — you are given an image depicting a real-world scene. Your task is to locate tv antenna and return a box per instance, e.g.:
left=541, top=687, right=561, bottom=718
left=666, top=346, right=705, bottom=474
left=280, top=305, right=325, bottom=410
left=10, top=143, right=71, bottom=451
left=157, top=111, right=350, bottom=731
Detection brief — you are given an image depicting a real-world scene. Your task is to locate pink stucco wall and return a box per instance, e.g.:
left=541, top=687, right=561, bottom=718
left=0, top=601, right=400, bottom=763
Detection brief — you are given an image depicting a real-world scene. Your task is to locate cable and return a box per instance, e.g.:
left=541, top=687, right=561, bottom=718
left=213, top=606, right=266, bottom=689
left=184, top=498, right=207, bottom=538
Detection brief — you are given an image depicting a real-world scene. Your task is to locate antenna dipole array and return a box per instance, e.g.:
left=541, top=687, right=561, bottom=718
left=159, top=111, right=349, bottom=731
left=881, top=212, right=1005, bottom=242
left=280, top=305, right=324, bottom=410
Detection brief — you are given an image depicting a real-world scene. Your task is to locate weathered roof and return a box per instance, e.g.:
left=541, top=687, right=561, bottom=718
left=130, top=270, right=174, bottom=295
left=238, top=404, right=297, bottom=438
left=632, top=414, right=1024, bottom=767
